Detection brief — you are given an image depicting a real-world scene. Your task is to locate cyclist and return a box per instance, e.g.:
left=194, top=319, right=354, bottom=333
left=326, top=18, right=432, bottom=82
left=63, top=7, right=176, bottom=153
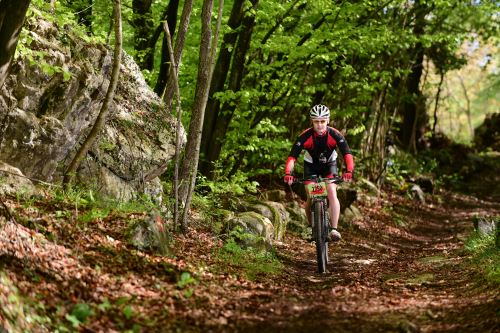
left=284, top=104, right=354, bottom=242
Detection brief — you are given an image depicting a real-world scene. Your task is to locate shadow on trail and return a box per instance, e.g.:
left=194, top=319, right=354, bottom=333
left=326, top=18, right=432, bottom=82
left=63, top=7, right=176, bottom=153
left=223, top=190, right=500, bottom=333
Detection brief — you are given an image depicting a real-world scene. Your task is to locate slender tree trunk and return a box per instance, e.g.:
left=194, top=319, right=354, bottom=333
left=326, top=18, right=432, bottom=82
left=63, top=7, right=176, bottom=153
left=401, top=46, right=424, bottom=153
left=199, top=0, right=259, bottom=178
left=161, top=21, right=182, bottom=231
left=63, top=0, right=122, bottom=187
left=400, top=0, right=427, bottom=153
left=432, top=70, right=444, bottom=139
left=154, top=0, right=180, bottom=96
left=140, top=1, right=194, bottom=183
left=361, top=86, right=387, bottom=181
left=162, top=0, right=194, bottom=111
left=179, top=0, right=224, bottom=230
left=0, top=0, right=31, bottom=89
left=199, top=0, right=246, bottom=175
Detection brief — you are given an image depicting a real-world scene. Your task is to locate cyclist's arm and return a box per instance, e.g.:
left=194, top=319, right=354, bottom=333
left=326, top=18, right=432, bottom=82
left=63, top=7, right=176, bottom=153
left=285, top=131, right=309, bottom=175
left=331, top=128, right=354, bottom=172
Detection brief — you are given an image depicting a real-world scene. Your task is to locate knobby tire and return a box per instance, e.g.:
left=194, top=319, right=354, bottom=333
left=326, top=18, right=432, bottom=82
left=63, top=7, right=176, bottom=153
left=313, top=201, right=328, bottom=273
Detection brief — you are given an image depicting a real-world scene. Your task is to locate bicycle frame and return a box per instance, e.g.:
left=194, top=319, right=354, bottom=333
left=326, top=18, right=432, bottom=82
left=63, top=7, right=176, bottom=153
left=301, top=177, right=343, bottom=273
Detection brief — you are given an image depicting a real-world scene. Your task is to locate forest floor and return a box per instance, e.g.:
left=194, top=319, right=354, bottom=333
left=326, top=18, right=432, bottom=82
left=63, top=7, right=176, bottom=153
left=0, top=184, right=499, bottom=332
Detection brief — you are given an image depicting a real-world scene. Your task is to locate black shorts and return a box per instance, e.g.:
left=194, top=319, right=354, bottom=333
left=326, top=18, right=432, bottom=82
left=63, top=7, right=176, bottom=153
left=303, top=161, right=338, bottom=180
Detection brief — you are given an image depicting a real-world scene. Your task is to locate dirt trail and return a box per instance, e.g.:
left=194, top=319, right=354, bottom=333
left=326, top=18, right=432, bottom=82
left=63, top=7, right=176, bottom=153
left=183, top=190, right=499, bottom=333
left=1, top=188, right=498, bottom=332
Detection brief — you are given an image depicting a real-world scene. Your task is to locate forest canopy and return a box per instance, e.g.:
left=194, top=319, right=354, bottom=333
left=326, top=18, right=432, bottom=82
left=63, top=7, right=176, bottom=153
left=11, top=0, right=500, bottom=185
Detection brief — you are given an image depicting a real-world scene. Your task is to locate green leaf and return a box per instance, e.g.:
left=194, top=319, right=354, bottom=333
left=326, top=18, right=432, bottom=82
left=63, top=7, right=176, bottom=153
left=184, top=288, right=194, bottom=298
left=70, top=303, right=93, bottom=323
left=123, top=305, right=134, bottom=320
left=62, top=70, right=72, bottom=82
left=98, top=298, right=112, bottom=312
left=176, top=272, right=196, bottom=289
left=65, top=314, right=81, bottom=328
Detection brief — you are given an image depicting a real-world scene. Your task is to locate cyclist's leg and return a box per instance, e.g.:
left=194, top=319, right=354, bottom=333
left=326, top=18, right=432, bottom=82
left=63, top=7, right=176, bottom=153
left=304, top=197, right=311, bottom=226
left=323, top=163, right=340, bottom=229
left=303, top=162, right=317, bottom=226
left=327, top=182, right=340, bottom=228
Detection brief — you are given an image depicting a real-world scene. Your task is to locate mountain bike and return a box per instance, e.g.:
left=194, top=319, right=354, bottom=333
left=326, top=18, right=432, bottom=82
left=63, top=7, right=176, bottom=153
left=295, top=176, right=343, bottom=273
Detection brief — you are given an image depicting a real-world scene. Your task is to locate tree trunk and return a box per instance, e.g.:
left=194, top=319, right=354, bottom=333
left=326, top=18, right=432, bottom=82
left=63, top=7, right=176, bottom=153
left=132, top=0, right=154, bottom=70
left=140, top=0, right=194, bottom=183
left=431, top=70, right=444, bottom=139
left=179, top=0, right=224, bottom=230
left=154, top=0, right=180, bottom=96
left=161, top=21, right=182, bottom=231
left=63, top=0, right=122, bottom=187
left=199, top=0, right=259, bottom=178
left=161, top=0, right=194, bottom=111
left=400, top=0, right=427, bottom=153
left=360, top=85, right=388, bottom=181
left=0, top=0, right=31, bottom=89
left=198, top=0, right=246, bottom=175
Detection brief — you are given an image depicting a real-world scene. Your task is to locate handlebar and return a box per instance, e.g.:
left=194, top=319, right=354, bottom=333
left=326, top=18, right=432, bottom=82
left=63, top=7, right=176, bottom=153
left=291, top=176, right=344, bottom=185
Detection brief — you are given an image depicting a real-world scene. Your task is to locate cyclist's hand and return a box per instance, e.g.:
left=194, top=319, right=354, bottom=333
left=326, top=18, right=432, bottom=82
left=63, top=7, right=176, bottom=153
left=284, top=174, right=294, bottom=185
left=342, top=171, right=353, bottom=182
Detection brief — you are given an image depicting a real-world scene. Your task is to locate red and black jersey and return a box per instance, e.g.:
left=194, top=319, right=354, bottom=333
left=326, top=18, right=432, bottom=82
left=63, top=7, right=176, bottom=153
left=289, top=127, right=353, bottom=170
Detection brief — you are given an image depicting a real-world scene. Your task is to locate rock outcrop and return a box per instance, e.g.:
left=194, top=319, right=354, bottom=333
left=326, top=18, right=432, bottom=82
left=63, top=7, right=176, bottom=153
left=0, top=15, right=184, bottom=200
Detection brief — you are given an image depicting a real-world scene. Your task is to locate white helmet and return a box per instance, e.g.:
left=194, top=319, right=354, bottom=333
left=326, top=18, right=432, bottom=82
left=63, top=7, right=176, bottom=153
left=309, top=104, right=330, bottom=119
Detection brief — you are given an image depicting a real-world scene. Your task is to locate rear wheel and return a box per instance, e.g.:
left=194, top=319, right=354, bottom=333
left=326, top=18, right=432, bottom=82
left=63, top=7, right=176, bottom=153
left=313, top=201, right=328, bottom=273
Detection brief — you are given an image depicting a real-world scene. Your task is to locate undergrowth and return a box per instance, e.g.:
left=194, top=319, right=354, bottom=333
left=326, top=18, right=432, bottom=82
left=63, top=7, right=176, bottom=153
left=465, top=229, right=500, bottom=284
left=215, top=238, right=283, bottom=281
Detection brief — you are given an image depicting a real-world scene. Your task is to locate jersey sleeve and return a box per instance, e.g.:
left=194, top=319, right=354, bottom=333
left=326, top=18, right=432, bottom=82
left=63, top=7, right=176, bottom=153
left=288, top=129, right=310, bottom=158
left=330, top=128, right=354, bottom=171
left=330, top=128, right=351, bottom=156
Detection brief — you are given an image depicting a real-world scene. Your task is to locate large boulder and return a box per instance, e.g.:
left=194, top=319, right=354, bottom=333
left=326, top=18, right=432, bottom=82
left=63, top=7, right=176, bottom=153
left=0, top=16, right=185, bottom=200
left=265, top=201, right=290, bottom=241
left=285, top=201, right=309, bottom=235
left=226, top=211, right=274, bottom=250
left=0, top=161, right=36, bottom=196
left=241, top=200, right=289, bottom=241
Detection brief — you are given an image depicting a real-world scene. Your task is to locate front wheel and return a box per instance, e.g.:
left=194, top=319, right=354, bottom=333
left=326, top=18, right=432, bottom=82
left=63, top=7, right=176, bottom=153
left=312, top=201, right=328, bottom=273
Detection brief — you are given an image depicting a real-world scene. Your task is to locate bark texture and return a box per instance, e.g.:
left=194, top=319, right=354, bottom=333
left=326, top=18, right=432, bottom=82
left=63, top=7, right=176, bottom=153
left=0, top=0, right=31, bottom=88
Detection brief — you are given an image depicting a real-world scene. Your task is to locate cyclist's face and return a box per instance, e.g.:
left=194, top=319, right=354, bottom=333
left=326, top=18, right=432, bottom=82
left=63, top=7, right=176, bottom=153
left=312, top=119, right=328, bottom=134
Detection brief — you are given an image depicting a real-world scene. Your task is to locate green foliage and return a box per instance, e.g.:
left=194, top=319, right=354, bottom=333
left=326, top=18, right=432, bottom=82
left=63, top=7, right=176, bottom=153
left=78, top=207, right=111, bottom=224
left=66, top=303, right=94, bottom=328
left=174, top=272, right=197, bottom=299
left=383, top=150, right=438, bottom=189
left=20, top=0, right=499, bottom=191
left=176, top=272, right=197, bottom=289
left=220, top=117, right=291, bottom=178
left=122, top=305, right=134, bottom=320
left=465, top=228, right=500, bottom=284
left=0, top=273, right=55, bottom=331
left=99, top=140, right=116, bottom=151
left=198, top=171, right=259, bottom=196
left=50, top=185, right=160, bottom=215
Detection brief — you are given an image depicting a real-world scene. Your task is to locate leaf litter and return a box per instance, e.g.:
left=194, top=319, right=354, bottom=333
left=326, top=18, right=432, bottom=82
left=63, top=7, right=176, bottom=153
left=0, top=188, right=498, bottom=332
